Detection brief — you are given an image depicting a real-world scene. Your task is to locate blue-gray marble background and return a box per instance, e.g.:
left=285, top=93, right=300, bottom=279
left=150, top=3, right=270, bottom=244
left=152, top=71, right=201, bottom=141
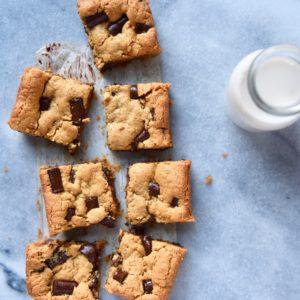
left=1, top=0, right=300, bottom=299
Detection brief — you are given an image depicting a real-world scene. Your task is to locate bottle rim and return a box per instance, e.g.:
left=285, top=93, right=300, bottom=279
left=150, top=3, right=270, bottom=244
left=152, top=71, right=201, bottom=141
left=247, top=44, right=300, bottom=116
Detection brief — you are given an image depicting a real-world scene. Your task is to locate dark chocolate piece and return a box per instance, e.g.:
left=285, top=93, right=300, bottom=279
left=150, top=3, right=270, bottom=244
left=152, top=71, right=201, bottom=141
left=143, top=279, right=153, bottom=294
left=70, top=98, right=85, bottom=126
left=34, top=266, right=45, bottom=273
left=141, top=236, right=152, bottom=256
left=47, top=168, right=64, bottom=193
left=100, top=215, right=115, bottom=228
left=86, top=197, right=99, bottom=211
left=135, top=23, right=151, bottom=34
left=52, top=280, right=78, bottom=296
left=171, top=197, right=179, bottom=207
left=150, top=108, right=155, bottom=120
left=113, top=268, right=128, bottom=283
left=80, top=244, right=97, bottom=266
left=65, top=207, right=75, bottom=221
left=45, top=250, right=69, bottom=269
left=108, top=15, right=128, bottom=36
left=69, top=168, right=76, bottom=183
left=132, top=130, right=150, bottom=149
left=39, top=96, right=52, bottom=111
left=85, top=11, right=109, bottom=29
left=89, top=275, right=99, bottom=290
left=111, top=253, right=123, bottom=267
left=148, top=182, right=160, bottom=197
left=130, top=85, right=139, bottom=99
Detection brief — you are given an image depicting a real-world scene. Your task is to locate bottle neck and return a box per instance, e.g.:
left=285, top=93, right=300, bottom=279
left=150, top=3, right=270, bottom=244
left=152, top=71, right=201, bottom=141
left=247, top=45, right=300, bottom=117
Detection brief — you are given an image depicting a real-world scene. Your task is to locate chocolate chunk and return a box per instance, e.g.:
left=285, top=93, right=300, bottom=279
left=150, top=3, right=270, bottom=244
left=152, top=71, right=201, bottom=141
left=111, top=253, right=123, bottom=267
left=130, top=85, right=139, bottom=99
left=150, top=108, right=155, bottom=120
left=65, top=207, right=75, bottom=221
left=171, top=197, right=179, bottom=207
left=108, top=15, right=128, bottom=36
left=141, top=236, right=152, bottom=256
left=85, top=11, right=109, bottom=29
left=45, top=250, right=69, bottom=269
left=69, top=168, right=76, bottom=183
left=80, top=244, right=97, bottom=266
left=86, top=197, right=99, bottom=211
left=52, top=280, right=78, bottom=296
left=39, top=96, right=52, bottom=111
left=70, top=98, right=85, bottom=126
left=89, top=276, right=99, bottom=290
left=100, top=215, right=115, bottom=228
left=113, top=268, right=128, bottom=283
left=143, top=279, right=153, bottom=294
left=34, top=266, right=45, bottom=273
left=129, top=225, right=145, bottom=236
left=132, top=130, right=150, bottom=149
left=148, top=182, right=160, bottom=197
left=47, top=168, right=64, bottom=193
left=135, top=23, right=151, bottom=34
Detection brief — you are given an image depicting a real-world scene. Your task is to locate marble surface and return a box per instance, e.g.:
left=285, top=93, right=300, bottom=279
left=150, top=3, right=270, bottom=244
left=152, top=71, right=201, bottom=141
left=1, top=0, right=300, bottom=299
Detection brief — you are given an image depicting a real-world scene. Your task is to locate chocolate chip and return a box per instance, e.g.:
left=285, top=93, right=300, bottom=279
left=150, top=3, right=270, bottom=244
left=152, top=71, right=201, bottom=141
left=108, top=15, right=128, bottom=36
left=34, top=266, right=45, bottom=273
left=86, top=197, right=99, bottom=211
left=132, top=130, right=150, bottom=149
left=85, top=11, right=109, bottom=29
left=80, top=244, right=97, bottom=266
left=65, top=207, right=75, bottom=221
left=130, top=85, right=139, bottom=99
left=47, top=168, right=64, bottom=193
left=100, top=215, right=115, bottom=228
left=113, top=268, right=128, bottom=283
left=52, top=280, right=78, bottom=296
left=39, top=96, right=52, bottom=111
left=70, top=98, right=85, bottom=126
left=150, top=108, right=155, bottom=120
left=135, top=23, right=151, bottom=34
left=45, top=250, right=69, bottom=269
left=148, top=182, right=160, bottom=197
left=69, top=168, right=76, bottom=183
left=111, top=253, right=123, bottom=267
left=141, top=236, right=152, bottom=256
left=171, top=197, right=179, bottom=207
left=143, top=279, right=153, bottom=294
left=129, top=225, right=145, bottom=236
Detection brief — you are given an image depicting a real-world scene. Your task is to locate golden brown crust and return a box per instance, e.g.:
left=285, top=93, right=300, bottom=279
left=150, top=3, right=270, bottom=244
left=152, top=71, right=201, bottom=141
left=105, top=231, right=187, bottom=300
left=26, top=240, right=105, bottom=300
left=40, top=161, right=119, bottom=236
left=8, top=67, right=93, bottom=153
left=103, top=83, right=172, bottom=150
left=126, top=160, right=195, bottom=224
left=77, top=0, right=161, bottom=70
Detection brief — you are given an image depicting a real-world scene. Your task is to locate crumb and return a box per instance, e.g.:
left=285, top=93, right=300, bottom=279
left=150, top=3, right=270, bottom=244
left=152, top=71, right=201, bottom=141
left=37, top=228, right=43, bottom=240
left=96, top=115, right=101, bottom=121
left=3, top=167, right=8, bottom=173
left=222, top=152, right=228, bottom=159
left=104, top=254, right=112, bottom=263
left=204, top=175, right=213, bottom=185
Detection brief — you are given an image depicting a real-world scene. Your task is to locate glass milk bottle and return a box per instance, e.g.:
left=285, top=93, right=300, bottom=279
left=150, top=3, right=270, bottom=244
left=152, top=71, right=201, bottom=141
left=227, top=45, right=300, bottom=131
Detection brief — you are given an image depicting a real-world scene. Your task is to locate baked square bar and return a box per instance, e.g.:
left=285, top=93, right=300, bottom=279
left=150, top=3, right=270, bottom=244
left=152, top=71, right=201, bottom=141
left=126, top=160, right=195, bottom=224
left=77, top=0, right=161, bottom=71
left=8, top=67, right=93, bottom=153
left=106, top=231, right=187, bottom=300
left=26, top=240, right=105, bottom=299
left=40, top=160, right=119, bottom=236
left=103, top=83, right=172, bottom=150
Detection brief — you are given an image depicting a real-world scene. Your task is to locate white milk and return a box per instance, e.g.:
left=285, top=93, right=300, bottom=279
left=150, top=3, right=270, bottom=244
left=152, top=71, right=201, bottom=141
left=226, top=46, right=300, bottom=132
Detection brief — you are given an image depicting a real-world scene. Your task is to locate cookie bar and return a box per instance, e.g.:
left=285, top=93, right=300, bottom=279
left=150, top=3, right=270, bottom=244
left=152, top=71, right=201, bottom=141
left=106, top=231, right=187, bottom=300
left=8, top=67, right=93, bottom=153
left=126, top=160, right=194, bottom=224
left=77, top=0, right=161, bottom=71
left=40, top=160, right=119, bottom=236
left=26, top=240, right=105, bottom=299
left=103, top=83, right=172, bottom=150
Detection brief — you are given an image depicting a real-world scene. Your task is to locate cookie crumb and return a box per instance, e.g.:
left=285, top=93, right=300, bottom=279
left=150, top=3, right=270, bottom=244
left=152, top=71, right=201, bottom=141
left=222, top=152, right=228, bottom=159
left=204, top=175, right=213, bottom=185
left=96, top=115, right=101, bottom=121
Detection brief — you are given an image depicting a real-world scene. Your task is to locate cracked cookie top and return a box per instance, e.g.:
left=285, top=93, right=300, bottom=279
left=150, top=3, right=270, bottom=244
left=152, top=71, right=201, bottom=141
left=26, top=240, right=105, bottom=300
left=40, top=160, right=119, bottom=236
left=106, top=231, right=187, bottom=300
left=77, top=0, right=161, bottom=70
left=103, top=83, right=172, bottom=150
left=8, top=67, right=93, bottom=153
